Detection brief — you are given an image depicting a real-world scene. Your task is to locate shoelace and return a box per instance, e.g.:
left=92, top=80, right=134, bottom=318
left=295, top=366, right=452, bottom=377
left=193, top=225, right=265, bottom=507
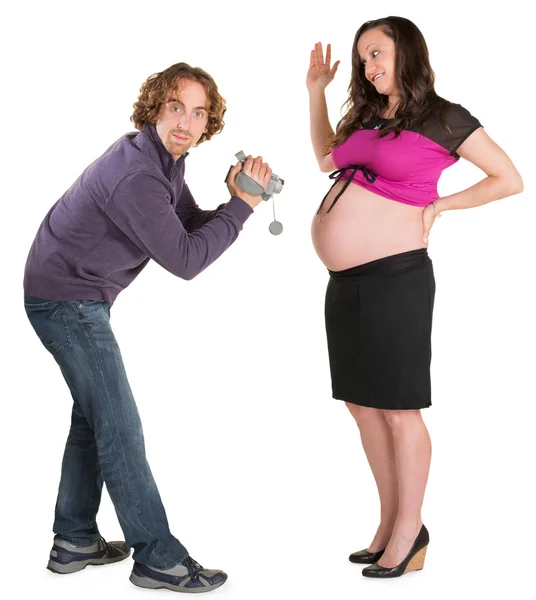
left=98, top=537, right=115, bottom=556
left=182, top=556, right=204, bottom=582
left=316, top=164, right=377, bottom=215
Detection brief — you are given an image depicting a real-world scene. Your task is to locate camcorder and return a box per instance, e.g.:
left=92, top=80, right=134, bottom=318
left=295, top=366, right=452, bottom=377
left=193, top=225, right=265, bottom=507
left=224, top=151, right=285, bottom=235
left=224, top=151, right=284, bottom=201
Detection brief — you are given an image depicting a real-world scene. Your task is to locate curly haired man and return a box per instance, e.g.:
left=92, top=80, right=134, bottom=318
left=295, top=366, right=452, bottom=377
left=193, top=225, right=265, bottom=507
left=23, top=62, right=272, bottom=593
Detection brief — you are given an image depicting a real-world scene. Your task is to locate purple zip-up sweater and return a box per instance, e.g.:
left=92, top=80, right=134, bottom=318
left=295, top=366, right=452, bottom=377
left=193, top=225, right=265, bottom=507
left=24, top=124, right=253, bottom=305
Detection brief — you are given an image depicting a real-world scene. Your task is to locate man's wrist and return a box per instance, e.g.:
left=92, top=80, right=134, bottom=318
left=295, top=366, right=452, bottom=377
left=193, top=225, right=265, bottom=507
left=228, top=195, right=255, bottom=217
left=233, top=193, right=260, bottom=210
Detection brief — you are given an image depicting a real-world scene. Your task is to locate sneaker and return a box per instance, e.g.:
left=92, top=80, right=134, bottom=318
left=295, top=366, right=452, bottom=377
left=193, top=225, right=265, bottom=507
left=47, top=537, right=130, bottom=574
left=129, top=556, right=227, bottom=593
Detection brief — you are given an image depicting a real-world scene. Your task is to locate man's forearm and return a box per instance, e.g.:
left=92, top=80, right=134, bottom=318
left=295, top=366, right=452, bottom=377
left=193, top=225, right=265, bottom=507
left=180, top=202, right=227, bottom=232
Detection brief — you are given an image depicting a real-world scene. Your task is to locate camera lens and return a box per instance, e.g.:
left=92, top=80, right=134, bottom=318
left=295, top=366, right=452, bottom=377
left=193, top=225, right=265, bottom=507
left=273, top=178, right=284, bottom=194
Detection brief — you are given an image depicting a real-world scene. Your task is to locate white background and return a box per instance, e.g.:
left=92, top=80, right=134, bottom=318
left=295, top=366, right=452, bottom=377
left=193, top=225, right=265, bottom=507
left=2, top=0, right=534, bottom=598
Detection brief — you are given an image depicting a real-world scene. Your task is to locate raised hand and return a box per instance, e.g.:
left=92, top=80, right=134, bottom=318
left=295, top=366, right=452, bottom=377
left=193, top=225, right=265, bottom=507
left=306, top=42, right=340, bottom=93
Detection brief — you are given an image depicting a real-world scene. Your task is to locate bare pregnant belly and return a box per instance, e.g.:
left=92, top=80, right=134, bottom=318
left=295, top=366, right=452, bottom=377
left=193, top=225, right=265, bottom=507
left=311, top=180, right=428, bottom=271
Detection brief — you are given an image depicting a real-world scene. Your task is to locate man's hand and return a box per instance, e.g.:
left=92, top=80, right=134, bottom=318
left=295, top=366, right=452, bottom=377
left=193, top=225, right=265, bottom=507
left=227, top=155, right=273, bottom=209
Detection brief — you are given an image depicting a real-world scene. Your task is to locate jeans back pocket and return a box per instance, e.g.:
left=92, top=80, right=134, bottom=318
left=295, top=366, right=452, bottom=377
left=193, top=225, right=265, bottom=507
left=24, top=296, right=73, bottom=356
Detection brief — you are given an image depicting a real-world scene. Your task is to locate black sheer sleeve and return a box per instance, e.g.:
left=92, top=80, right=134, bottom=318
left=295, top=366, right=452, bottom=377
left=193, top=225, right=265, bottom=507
left=422, top=102, right=482, bottom=158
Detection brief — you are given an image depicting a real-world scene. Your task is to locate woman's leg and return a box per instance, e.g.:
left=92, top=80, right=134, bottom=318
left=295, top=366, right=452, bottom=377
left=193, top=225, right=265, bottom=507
left=346, top=403, right=399, bottom=551
left=379, top=409, right=432, bottom=566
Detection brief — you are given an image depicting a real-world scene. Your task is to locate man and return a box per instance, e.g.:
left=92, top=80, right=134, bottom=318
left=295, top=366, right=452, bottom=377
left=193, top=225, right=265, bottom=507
left=23, top=62, right=272, bottom=593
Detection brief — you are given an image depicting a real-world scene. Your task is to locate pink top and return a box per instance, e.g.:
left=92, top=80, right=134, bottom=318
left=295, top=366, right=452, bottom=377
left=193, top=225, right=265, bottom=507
left=329, top=102, right=482, bottom=208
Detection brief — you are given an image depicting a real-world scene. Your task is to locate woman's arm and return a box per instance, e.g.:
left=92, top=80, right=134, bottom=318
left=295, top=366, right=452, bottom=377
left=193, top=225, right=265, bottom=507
left=435, top=128, right=523, bottom=213
left=307, top=43, right=339, bottom=173
left=422, top=128, right=523, bottom=243
left=309, top=90, right=336, bottom=172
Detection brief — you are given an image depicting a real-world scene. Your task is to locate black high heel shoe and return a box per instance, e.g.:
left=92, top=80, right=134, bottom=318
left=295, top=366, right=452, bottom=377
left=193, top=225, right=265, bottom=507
left=361, top=525, right=429, bottom=578
left=349, top=548, right=386, bottom=564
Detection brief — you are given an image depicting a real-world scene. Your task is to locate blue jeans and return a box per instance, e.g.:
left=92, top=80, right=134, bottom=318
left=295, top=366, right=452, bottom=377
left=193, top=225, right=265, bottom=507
left=24, top=294, right=188, bottom=569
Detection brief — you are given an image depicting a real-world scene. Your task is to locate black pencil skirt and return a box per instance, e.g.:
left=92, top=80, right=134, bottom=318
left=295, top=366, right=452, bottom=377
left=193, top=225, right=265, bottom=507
left=325, top=248, right=435, bottom=410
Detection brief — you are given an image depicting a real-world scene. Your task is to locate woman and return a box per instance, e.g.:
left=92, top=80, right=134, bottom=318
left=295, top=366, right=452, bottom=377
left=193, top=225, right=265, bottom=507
left=307, top=16, right=523, bottom=578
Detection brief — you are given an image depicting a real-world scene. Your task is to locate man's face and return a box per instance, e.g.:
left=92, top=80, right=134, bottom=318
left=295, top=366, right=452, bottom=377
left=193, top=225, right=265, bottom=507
left=156, top=79, right=209, bottom=160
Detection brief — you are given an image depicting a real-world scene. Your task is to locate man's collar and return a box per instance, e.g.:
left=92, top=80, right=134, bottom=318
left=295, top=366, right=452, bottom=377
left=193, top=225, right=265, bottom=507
left=144, top=123, right=189, bottom=165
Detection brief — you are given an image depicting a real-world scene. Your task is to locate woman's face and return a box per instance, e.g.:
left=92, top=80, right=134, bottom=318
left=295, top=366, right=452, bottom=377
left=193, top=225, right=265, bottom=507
left=357, top=27, right=398, bottom=97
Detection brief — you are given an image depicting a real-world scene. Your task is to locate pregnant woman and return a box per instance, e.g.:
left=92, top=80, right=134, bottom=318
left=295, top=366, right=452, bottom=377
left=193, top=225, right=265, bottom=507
left=307, top=16, right=523, bottom=578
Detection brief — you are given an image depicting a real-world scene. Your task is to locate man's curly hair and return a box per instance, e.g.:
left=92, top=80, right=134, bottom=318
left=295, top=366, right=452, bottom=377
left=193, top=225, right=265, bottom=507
left=131, top=62, right=226, bottom=145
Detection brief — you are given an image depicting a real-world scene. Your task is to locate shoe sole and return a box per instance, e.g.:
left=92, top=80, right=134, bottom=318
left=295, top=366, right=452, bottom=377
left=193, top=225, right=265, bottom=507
left=47, top=552, right=130, bottom=575
left=129, top=572, right=227, bottom=594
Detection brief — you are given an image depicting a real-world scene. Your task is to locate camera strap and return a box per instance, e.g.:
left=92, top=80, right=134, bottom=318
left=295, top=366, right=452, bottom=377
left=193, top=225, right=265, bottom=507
left=269, top=197, right=283, bottom=235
